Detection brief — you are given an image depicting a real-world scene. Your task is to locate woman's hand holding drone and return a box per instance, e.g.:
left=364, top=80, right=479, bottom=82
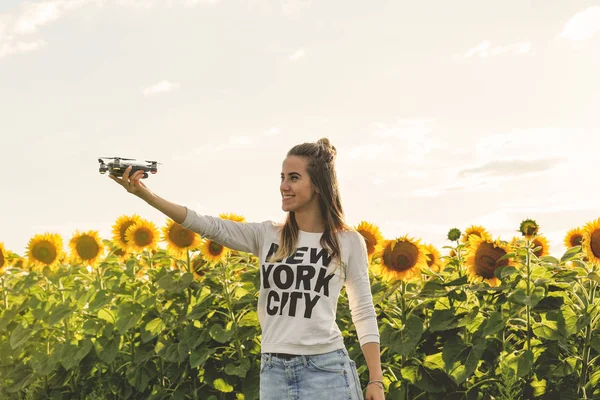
left=109, top=165, right=151, bottom=200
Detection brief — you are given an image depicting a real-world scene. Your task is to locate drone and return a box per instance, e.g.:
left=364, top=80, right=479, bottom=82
left=98, top=157, right=161, bottom=179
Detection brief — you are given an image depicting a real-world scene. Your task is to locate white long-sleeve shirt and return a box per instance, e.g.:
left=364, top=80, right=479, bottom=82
left=181, top=207, right=380, bottom=355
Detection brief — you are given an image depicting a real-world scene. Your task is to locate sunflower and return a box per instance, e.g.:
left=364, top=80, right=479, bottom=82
left=69, top=230, right=105, bottom=267
left=200, top=238, right=229, bottom=264
left=191, top=254, right=209, bottom=280
left=355, top=221, right=384, bottom=258
left=0, top=243, right=7, bottom=275
left=564, top=227, right=584, bottom=249
left=111, top=214, right=142, bottom=250
left=519, top=218, right=539, bottom=239
left=219, top=213, right=246, bottom=223
left=423, top=243, right=443, bottom=272
left=531, top=235, right=550, bottom=258
left=461, top=225, right=491, bottom=243
left=162, top=219, right=201, bottom=257
left=465, top=235, right=515, bottom=287
left=11, top=256, right=26, bottom=270
left=582, top=218, right=600, bottom=266
left=125, top=219, right=160, bottom=253
left=447, top=228, right=461, bottom=242
left=372, top=235, right=427, bottom=281
left=27, top=233, right=64, bottom=270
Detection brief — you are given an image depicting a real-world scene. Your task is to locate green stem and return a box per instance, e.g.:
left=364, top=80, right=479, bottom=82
left=1, top=277, right=8, bottom=310
left=184, top=250, right=192, bottom=318
left=400, top=280, right=409, bottom=400
left=59, top=278, right=70, bottom=341
left=579, top=281, right=597, bottom=398
left=220, top=262, right=244, bottom=360
left=456, top=241, right=463, bottom=277
left=525, top=239, right=531, bottom=354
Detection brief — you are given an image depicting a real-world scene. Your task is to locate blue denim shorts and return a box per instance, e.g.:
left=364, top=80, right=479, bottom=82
left=259, top=348, right=364, bottom=400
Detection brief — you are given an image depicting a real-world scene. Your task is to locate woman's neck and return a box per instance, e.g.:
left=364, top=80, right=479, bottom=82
left=293, top=210, right=325, bottom=233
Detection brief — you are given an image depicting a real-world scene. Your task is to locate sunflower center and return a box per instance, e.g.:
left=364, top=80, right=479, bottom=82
left=76, top=235, right=100, bottom=260
left=474, top=242, right=508, bottom=279
left=590, top=230, right=600, bottom=258
left=0, top=251, right=5, bottom=268
left=169, top=226, right=195, bottom=248
left=570, top=234, right=583, bottom=247
left=384, top=241, right=418, bottom=272
left=33, top=241, right=58, bottom=265
left=533, top=239, right=544, bottom=258
left=427, top=253, right=436, bottom=267
left=134, top=228, right=153, bottom=246
left=359, top=231, right=376, bottom=255
left=120, top=221, right=135, bottom=243
left=209, top=241, right=224, bottom=256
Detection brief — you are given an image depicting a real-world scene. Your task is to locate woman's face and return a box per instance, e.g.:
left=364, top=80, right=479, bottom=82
left=280, top=155, right=320, bottom=214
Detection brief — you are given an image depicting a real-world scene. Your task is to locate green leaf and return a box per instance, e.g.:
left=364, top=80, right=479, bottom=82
left=561, top=246, right=582, bottom=262
left=533, top=314, right=561, bottom=340
left=442, top=336, right=485, bottom=385
left=5, top=364, right=35, bottom=393
left=238, top=311, right=259, bottom=327
left=539, top=256, right=559, bottom=266
left=483, top=311, right=505, bottom=336
left=224, top=358, right=251, bottom=378
left=213, top=378, right=234, bottom=393
left=501, top=350, right=533, bottom=379
left=209, top=324, right=234, bottom=343
left=443, top=276, right=468, bottom=287
left=530, top=375, right=547, bottom=397
left=116, top=303, right=143, bottom=333
left=47, top=304, right=73, bottom=327
left=380, top=315, right=423, bottom=356
left=190, top=347, right=217, bottom=369
left=401, top=365, right=454, bottom=393
left=499, top=266, right=519, bottom=279
left=430, top=309, right=460, bottom=332
left=157, top=271, right=194, bottom=293
left=528, top=286, right=545, bottom=308
left=98, top=308, right=115, bottom=324
left=59, top=339, right=93, bottom=370
left=141, top=318, right=165, bottom=343
left=95, top=336, right=119, bottom=364
left=10, top=324, right=32, bottom=350
left=88, top=290, right=113, bottom=312
left=127, top=363, right=154, bottom=392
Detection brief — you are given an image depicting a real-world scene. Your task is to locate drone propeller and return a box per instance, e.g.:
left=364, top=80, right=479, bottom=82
left=145, top=160, right=163, bottom=165
left=98, top=157, right=136, bottom=161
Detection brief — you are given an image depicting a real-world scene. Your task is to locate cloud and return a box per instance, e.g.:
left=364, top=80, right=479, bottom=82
left=142, top=80, right=180, bottom=96
left=559, top=6, right=600, bottom=41
left=0, top=0, right=220, bottom=60
left=464, top=40, right=531, bottom=58
left=458, top=158, right=564, bottom=178
left=0, top=39, right=46, bottom=58
left=264, top=127, right=280, bottom=136
left=289, top=48, right=305, bottom=61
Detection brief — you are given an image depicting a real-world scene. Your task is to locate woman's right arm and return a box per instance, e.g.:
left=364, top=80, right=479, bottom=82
left=109, top=165, right=187, bottom=224
left=109, top=165, right=266, bottom=255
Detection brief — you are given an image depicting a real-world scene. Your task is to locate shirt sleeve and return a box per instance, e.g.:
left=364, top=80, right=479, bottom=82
left=180, top=206, right=266, bottom=257
left=345, top=230, right=380, bottom=346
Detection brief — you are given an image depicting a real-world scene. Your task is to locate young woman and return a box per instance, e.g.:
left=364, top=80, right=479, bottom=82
left=109, top=138, right=385, bottom=400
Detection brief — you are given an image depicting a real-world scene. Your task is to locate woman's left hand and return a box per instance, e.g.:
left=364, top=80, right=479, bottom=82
left=365, top=383, right=385, bottom=400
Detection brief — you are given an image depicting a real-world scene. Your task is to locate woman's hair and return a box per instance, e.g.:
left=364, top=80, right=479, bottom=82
left=269, top=138, right=351, bottom=271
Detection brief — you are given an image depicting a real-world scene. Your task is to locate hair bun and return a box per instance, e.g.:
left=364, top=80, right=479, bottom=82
left=317, top=138, right=336, bottom=163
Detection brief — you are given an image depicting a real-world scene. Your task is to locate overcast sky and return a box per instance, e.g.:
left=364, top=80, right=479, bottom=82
left=1, top=0, right=599, bottom=258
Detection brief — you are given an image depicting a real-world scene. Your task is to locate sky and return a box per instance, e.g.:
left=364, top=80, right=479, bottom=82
left=1, top=0, right=599, bottom=258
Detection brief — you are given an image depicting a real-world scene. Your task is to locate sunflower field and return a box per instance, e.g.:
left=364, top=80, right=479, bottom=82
left=1, top=214, right=599, bottom=400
